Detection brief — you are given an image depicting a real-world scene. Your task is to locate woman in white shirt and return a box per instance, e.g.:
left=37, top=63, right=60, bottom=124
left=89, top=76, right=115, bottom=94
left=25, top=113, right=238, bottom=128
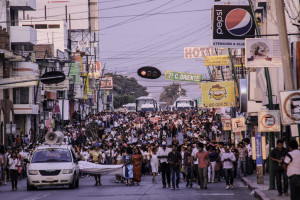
left=149, top=147, right=159, bottom=183
left=8, top=152, right=21, bottom=191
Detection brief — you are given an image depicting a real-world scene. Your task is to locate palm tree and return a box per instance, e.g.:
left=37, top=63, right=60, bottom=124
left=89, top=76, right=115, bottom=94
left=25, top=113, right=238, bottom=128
left=159, top=83, right=186, bottom=106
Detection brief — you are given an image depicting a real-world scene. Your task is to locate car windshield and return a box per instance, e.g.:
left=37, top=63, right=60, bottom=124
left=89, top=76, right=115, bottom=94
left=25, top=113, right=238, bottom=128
left=31, top=148, right=72, bottom=163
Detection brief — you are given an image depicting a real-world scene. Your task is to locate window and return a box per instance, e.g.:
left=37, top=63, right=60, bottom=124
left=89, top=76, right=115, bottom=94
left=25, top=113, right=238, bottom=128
left=31, top=149, right=72, bottom=163
left=13, top=88, right=29, bottom=104
left=22, top=25, right=34, bottom=28
left=35, top=24, right=47, bottom=29
left=48, top=24, right=60, bottom=29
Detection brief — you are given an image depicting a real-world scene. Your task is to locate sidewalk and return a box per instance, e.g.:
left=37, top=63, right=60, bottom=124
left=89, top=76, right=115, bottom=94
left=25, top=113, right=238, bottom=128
left=241, top=174, right=289, bottom=200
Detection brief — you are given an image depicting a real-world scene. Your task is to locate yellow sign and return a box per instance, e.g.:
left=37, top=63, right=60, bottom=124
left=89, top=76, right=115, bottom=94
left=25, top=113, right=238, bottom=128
left=204, top=55, right=230, bottom=66
left=202, top=81, right=236, bottom=108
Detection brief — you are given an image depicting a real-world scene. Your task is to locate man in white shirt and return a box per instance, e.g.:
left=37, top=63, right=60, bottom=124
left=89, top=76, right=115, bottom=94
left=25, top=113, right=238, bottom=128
left=192, top=143, right=201, bottom=187
left=221, top=147, right=236, bottom=190
left=283, top=140, right=300, bottom=200
left=157, top=142, right=171, bottom=188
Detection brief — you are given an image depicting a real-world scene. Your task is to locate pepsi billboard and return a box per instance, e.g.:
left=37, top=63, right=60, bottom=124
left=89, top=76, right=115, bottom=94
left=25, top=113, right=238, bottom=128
left=212, top=5, right=255, bottom=48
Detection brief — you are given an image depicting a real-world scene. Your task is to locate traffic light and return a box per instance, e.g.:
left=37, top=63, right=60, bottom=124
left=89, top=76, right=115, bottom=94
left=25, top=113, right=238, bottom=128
left=137, top=66, right=161, bottom=79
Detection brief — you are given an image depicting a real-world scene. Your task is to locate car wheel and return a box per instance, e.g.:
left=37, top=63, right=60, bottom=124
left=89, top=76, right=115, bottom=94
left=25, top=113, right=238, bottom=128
left=69, top=176, right=76, bottom=189
left=75, top=177, right=79, bottom=188
left=27, top=181, right=36, bottom=191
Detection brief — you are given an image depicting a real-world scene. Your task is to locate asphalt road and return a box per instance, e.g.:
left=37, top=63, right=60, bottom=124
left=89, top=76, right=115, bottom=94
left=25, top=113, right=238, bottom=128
left=0, top=174, right=257, bottom=200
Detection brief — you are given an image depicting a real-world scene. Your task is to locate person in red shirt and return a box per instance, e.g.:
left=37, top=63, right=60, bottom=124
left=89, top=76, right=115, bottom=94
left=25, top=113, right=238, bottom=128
left=195, top=143, right=210, bottom=189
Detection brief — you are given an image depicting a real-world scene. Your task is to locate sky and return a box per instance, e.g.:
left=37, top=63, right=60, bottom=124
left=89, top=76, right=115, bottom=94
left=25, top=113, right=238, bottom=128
left=98, top=0, right=247, bottom=100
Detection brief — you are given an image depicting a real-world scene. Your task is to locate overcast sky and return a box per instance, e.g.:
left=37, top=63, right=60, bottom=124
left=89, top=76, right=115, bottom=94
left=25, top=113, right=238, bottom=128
left=99, top=0, right=217, bottom=100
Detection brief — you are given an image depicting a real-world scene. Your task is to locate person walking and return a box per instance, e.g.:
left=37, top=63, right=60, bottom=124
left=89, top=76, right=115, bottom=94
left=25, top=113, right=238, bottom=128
left=168, top=144, right=182, bottom=190
left=123, top=147, right=133, bottom=186
left=157, top=142, right=171, bottom=188
left=8, top=152, right=20, bottom=191
left=221, top=147, right=236, bottom=190
left=283, top=140, right=300, bottom=200
left=195, top=143, right=210, bottom=189
left=208, top=146, right=218, bottom=183
left=132, top=148, right=143, bottom=186
left=184, top=144, right=194, bottom=187
left=149, top=147, right=159, bottom=183
left=89, top=143, right=103, bottom=186
left=270, top=140, right=288, bottom=196
left=237, top=142, right=247, bottom=178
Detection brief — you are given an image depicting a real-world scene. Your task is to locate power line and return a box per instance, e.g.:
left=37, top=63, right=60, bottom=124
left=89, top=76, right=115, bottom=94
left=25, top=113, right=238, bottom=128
left=100, top=0, right=176, bottom=31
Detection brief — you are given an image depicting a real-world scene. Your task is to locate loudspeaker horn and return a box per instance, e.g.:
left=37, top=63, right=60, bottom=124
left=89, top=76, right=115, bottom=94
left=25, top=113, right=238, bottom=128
left=45, top=131, right=64, bottom=144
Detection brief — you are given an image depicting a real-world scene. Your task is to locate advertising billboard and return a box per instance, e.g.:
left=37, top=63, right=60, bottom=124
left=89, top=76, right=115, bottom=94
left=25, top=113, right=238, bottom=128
left=202, top=81, right=236, bottom=108
left=212, top=5, right=255, bottom=48
left=245, top=38, right=282, bottom=68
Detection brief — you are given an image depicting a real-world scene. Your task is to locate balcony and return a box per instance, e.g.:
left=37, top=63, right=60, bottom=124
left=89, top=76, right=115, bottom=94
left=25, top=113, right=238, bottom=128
left=13, top=104, right=39, bottom=115
left=10, top=0, right=36, bottom=11
left=10, top=26, right=37, bottom=45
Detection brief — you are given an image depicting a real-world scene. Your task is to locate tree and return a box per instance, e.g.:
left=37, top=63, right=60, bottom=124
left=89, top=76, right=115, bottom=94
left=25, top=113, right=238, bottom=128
left=113, top=94, right=136, bottom=109
left=159, top=83, right=186, bottom=106
left=104, top=73, right=149, bottom=108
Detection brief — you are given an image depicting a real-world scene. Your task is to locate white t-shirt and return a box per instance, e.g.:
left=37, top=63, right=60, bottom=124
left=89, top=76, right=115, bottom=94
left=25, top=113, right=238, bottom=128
left=221, top=152, right=236, bottom=169
left=9, top=158, right=20, bottom=170
left=157, top=147, right=171, bottom=163
left=284, top=149, right=300, bottom=177
left=192, top=147, right=198, bottom=164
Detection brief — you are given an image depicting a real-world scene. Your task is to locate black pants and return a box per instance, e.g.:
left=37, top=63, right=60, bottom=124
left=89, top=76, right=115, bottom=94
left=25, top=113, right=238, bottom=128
left=160, top=162, right=170, bottom=186
left=94, top=174, right=101, bottom=184
left=171, top=167, right=180, bottom=187
left=224, top=168, right=234, bottom=185
left=193, top=164, right=200, bottom=185
left=275, top=169, right=288, bottom=194
left=290, top=175, right=300, bottom=200
left=10, top=169, right=18, bottom=189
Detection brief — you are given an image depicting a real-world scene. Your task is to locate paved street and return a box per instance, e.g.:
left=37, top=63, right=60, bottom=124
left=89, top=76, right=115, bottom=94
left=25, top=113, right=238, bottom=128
left=0, top=175, right=256, bottom=200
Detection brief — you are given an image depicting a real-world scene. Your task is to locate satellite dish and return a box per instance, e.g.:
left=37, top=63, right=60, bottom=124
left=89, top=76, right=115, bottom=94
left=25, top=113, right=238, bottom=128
left=40, top=71, right=66, bottom=84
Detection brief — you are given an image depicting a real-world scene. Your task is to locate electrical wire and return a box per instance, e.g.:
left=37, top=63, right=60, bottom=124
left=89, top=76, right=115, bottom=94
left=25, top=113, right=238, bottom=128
left=100, top=0, right=176, bottom=31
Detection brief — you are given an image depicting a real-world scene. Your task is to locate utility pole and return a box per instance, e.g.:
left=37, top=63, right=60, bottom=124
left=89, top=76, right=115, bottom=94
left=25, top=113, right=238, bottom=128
left=97, top=63, right=106, bottom=112
left=275, top=0, right=295, bottom=90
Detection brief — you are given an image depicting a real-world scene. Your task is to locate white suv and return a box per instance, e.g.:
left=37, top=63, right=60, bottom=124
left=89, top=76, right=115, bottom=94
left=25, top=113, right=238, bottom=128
left=27, top=144, right=80, bottom=190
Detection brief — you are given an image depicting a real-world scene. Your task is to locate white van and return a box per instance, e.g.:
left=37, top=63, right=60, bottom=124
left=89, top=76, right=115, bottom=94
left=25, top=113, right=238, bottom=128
left=27, top=144, right=80, bottom=190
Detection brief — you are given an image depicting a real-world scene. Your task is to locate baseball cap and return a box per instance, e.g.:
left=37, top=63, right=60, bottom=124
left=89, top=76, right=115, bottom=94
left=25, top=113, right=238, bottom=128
left=162, top=142, right=167, bottom=146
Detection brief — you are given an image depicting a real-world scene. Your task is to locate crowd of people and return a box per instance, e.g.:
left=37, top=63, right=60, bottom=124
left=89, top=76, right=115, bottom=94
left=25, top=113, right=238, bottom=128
left=0, top=110, right=299, bottom=199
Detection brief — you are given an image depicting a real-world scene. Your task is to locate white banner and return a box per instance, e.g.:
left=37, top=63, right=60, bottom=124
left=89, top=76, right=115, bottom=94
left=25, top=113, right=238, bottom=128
left=78, top=161, right=123, bottom=175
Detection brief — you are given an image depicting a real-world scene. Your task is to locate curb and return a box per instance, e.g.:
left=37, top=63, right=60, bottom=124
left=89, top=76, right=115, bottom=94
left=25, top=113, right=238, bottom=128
left=241, top=177, right=270, bottom=200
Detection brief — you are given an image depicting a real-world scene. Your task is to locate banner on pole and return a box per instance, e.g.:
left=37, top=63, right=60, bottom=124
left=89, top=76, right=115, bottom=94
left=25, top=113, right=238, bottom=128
left=204, top=55, right=230, bottom=66
left=184, top=47, right=216, bottom=59
left=202, top=81, right=236, bottom=108
left=245, top=38, right=282, bottom=68
left=164, top=71, right=202, bottom=83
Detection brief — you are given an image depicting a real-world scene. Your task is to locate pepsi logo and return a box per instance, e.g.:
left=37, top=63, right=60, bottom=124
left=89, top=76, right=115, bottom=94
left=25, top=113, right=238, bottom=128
left=225, top=8, right=253, bottom=37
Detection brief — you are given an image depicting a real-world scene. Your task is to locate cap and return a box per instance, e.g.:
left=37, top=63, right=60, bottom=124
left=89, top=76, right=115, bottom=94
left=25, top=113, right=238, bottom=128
left=94, top=143, right=100, bottom=147
left=162, top=142, right=167, bottom=146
